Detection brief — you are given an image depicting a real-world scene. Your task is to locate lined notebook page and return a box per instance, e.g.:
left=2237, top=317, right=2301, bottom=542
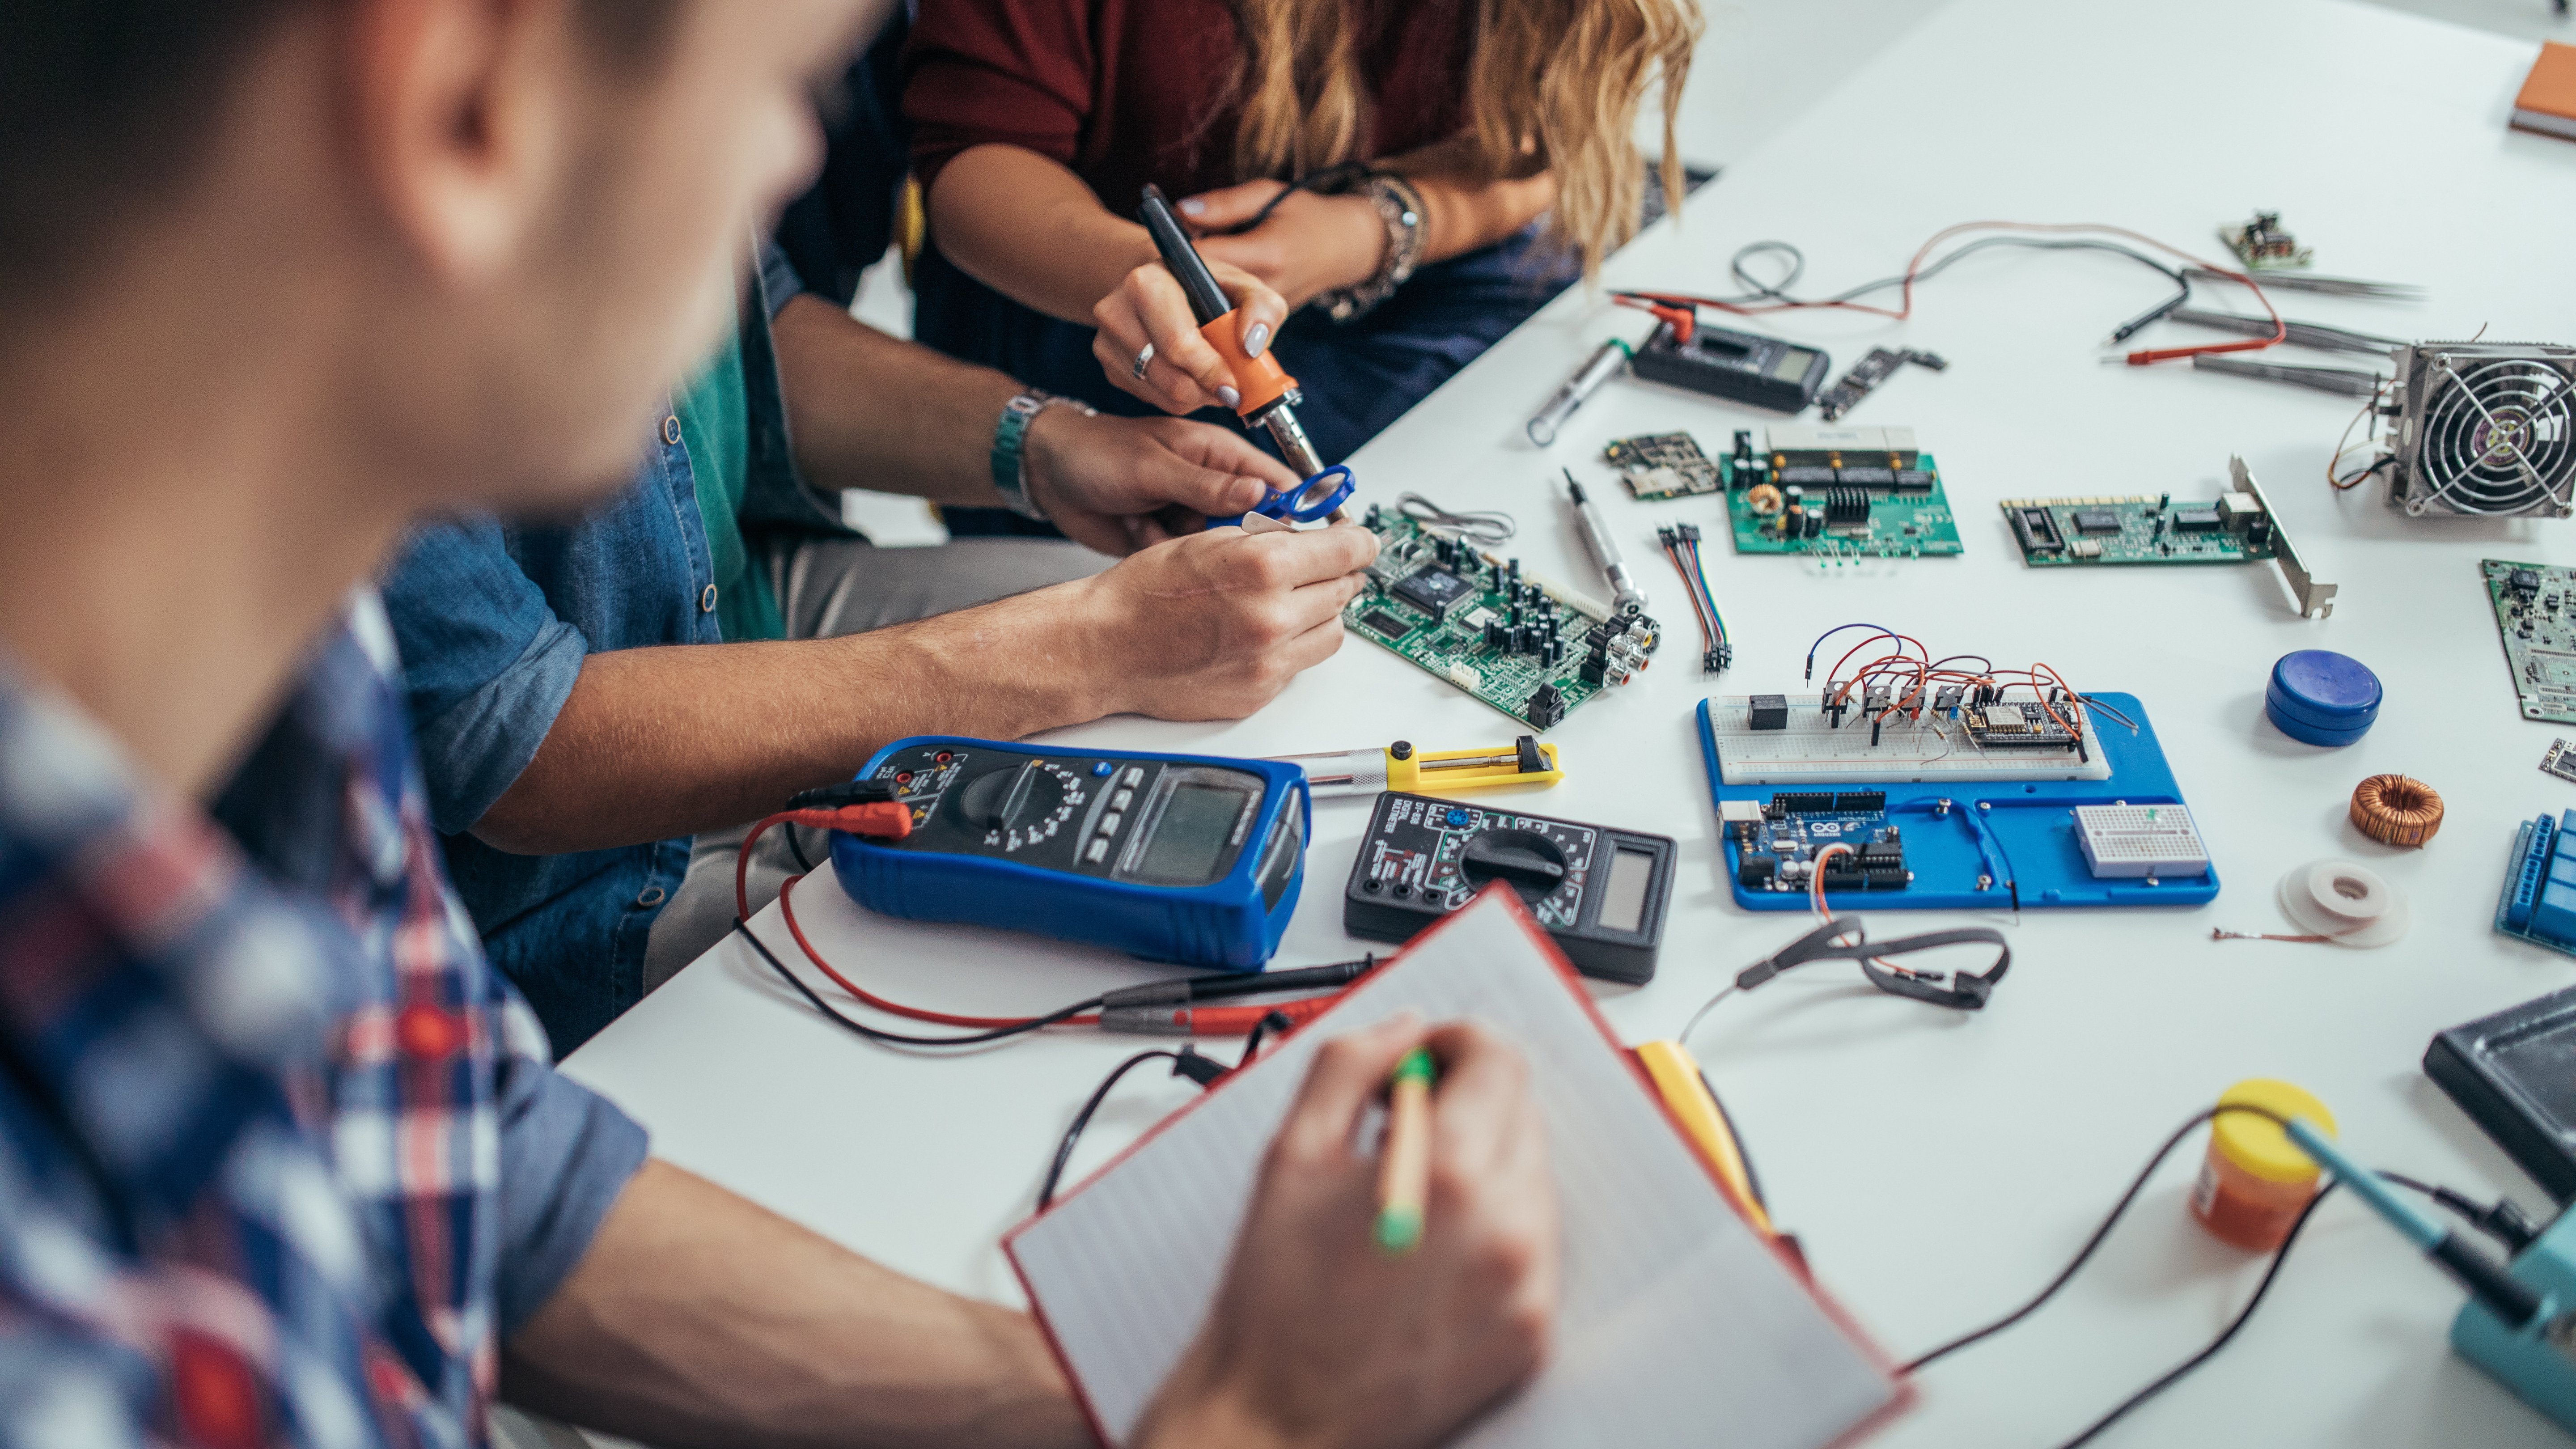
left=1007, top=891, right=1902, bottom=1448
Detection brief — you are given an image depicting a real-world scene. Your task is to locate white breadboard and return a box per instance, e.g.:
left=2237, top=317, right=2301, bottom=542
left=2074, top=805, right=2207, bottom=878
left=1703, top=693, right=2113, bottom=785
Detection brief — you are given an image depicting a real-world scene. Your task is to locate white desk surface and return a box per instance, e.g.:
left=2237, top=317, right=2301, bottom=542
left=563, top=0, right=2576, bottom=1442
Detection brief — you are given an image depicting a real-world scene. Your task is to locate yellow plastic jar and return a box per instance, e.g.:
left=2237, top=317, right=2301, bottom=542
left=2190, top=1079, right=2335, bottom=1252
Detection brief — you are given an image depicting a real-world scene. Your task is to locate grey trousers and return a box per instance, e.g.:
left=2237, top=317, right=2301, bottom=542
left=638, top=535, right=1110, bottom=992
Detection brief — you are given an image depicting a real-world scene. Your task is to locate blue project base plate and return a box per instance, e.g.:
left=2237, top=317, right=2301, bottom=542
left=1695, top=691, right=2220, bottom=911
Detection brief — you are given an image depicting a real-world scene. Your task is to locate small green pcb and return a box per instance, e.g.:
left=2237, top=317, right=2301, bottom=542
left=2485, top=559, right=2576, bottom=725
left=1604, top=432, right=1722, bottom=500
left=1343, top=510, right=1659, bottom=731
left=1717, top=451, right=1962, bottom=559
left=2000, top=495, right=2270, bottom=566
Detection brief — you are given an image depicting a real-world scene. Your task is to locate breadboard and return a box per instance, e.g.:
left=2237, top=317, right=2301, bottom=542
left=1702, top=693, right=2112, bottom=784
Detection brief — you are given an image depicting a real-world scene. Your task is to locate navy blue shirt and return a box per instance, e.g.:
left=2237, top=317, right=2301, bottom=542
left=382, top=249, right=847, bottom=1055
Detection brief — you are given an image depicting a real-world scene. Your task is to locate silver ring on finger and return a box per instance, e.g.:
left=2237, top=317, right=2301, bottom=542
left=1130, top=342, right=1156, bottom=381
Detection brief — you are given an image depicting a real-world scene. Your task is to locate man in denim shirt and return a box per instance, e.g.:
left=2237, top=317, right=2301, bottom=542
left=0, top=1, right=1555, bottom=1445
left=384, top=209, right=1380, bottom=1055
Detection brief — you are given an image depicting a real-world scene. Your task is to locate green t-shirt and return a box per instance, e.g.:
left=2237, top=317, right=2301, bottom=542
left=672, top=336, right=787, bottom=643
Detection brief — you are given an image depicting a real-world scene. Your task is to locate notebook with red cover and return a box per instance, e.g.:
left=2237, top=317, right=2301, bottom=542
left=1003, top=887, right=1909, bottom=1449
left=2512, top=42, right=2576, bottom=141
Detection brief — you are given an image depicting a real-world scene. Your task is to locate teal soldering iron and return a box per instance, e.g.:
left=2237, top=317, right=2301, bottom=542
left=2283, top=1119, right=2546, bottom=1330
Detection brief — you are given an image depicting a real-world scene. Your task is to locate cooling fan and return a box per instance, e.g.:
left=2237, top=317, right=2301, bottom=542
left=2383, top=343, right=2576, bottom=519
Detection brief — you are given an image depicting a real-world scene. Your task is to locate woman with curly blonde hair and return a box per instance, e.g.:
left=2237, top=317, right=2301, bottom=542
left=905, top=0, right=1701, bottom=513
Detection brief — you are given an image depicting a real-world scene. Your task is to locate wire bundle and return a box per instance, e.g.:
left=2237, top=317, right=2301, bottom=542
left=1655, top=524, right=1729, bottom=673
left=1611, top=221, right=2283, bottom=366
left=1801, top=623, right=2137, bottom=744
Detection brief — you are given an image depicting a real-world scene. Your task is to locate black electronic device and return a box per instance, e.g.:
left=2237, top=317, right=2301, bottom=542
left=2426, top=985, right=2576, bottom=1204
left=1631, top=318, right=1830, bottom=414
left=1342, top=791, right=1676, bottom=984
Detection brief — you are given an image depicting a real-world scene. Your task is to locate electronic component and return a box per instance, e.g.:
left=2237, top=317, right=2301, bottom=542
left=2350, top=775, right=2444, bottom=847
left=1344, top=509, right=1658, bottom=730
left=2220, top=211, right=2313, bottom=269
left=2000, top=459, right=2334, bottom=617
left=1725, top=792, right=1912, bottom=897
left=1603, top=432, right=1720, bottom=500
left=1720, top=426, right=1962, bottom=560
left=1814, top=347, right=1947, bottom=423
left=2424, top=983, right=2576, bottom=1203
left=2073, top=805, right=2207, bottom=880
left=1700, top=691, right=2109, bottom=784
left=830, top=738, right=1308, bottom=970
left=1631, top=317, right=1828, bottom=413
left=2380, top=343, right=2576, bottom=520
left=1343, top=792, right=1677, bottom=983
left=2487, top=559, right=2576, bottom=724
left=2545, top=739, right=2576, bottom=785
left=1390, top=566, right=1470, bottom=621
left=2498, top=811, right=2576, bottom=958
left=1655, top=524, right=1731, bottom=674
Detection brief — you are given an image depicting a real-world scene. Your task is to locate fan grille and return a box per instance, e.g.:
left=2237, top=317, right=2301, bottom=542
left=2411, top=354, right=2575, bottom=516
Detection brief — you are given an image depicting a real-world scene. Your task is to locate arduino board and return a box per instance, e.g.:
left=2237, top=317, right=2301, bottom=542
left=1718, top=793, right=1911, bottom=896
left=2000, top=457, right=2335, bottom=617
left=1344, top=507, right=1660, bottom=731
left=1717, top=425, right=1964, bottom=559
left=2486, top=559, right=2576, bottom=726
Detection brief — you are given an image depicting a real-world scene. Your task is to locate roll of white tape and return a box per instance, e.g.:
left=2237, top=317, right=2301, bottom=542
left=2275, top=858, right=2410, bottom=948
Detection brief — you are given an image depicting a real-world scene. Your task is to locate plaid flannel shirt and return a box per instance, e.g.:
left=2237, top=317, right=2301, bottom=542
left=0, top=594, right=645, bottom=1449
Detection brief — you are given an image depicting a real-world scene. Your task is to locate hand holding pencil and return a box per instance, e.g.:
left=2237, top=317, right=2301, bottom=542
left=1132, top=1016, right=1560, bottom=1449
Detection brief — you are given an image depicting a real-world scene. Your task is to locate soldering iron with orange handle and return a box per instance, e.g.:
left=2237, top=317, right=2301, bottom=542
left=1138, top=184, right=1352, bottom=523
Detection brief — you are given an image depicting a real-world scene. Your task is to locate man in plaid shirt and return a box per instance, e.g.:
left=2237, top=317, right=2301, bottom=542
left=0, top=2, right=1561, bottom=1447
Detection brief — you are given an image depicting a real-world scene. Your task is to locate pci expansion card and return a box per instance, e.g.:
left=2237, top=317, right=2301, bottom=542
left=2000, top=456, right=2337, bottom=618
left=1343, top=505, right=1660, bottom=730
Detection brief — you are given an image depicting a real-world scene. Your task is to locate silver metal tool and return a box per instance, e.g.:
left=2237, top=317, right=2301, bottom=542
left=2192, top=354, right=2386, bottom=397
left=1563, top=470, right=1647, bottom=617
left=1525, top=339, right=1631, bottom=447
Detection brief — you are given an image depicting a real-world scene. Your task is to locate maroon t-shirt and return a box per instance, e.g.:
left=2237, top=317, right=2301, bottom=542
left=903, top=0, right=1474, bottom=215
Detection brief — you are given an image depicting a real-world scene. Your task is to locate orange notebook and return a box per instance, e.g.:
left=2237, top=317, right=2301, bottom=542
left=2512, top=42, right=2576, bottom=142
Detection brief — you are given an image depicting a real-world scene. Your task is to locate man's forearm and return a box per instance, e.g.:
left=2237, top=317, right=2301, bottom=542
left=470, top=585, right=1106, bottom=855
left=772, top=294, right=1023, bottom=506
left=504, top=1161, right=1089, bottom=1449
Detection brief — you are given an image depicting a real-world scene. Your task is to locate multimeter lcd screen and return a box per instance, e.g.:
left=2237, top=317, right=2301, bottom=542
left=1773, top=347, right=1821, bottom=383
left=1135, top=783, right=1248, bottom=885
left=1598, top=846, right=1657, bottom=933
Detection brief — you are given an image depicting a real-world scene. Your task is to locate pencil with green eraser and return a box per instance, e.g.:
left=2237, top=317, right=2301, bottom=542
left=1375, top=1045, right=1436, bottom=1253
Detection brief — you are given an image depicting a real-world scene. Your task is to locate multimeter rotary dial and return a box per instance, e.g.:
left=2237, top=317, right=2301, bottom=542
left=947, top=758, right=1087, bottom=850
left=1458, top=830, right=1571, bottom=905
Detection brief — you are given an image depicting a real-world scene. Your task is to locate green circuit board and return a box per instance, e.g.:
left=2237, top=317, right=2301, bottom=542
left=2001, top=495, right=2275, bottom=566
left=1343, top=511, right=1659, bottom=731
left=2486, top=559, right=2576, bottom=725
left=1718, top=451, right=1962, bottom=559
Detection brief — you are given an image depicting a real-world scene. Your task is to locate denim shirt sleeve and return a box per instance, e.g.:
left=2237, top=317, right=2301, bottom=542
left=379, top=518, right=590, bottom=836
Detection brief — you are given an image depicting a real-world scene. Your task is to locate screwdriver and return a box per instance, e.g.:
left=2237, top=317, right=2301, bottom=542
left=1565, top=470, right=1648, bottom=618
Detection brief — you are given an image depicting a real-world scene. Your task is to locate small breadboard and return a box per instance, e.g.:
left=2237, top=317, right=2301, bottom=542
left=1701, top=692, right=2112, bottom=785
left=2546, top=739, right=2576, bottom=785
left=2074, top=805, right=2208, bottom=879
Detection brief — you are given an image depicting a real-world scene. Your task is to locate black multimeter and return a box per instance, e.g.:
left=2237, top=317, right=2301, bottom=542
left=1631, top=318, right=1830, bottom=414
left=1341, top=792, right=1677, bottom=984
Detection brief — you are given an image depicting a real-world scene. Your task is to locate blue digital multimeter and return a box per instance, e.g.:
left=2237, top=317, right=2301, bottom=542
left=827, top=736, right=1309, bottom=970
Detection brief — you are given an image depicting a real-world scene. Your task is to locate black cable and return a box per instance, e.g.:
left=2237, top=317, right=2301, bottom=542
left=1902, top=1104, right=2269, bottom=1373
left=730, top=918, right=1099, bottom=1048
left=785, top=825, right=815, bottom=874
left=1207, top=161, right=1381, bottom=236
left=2380, top=1171, right=2541, bottom=1254
left=1239, top=1009, right=1295, bottom=1068
left=2046, top=1182, right=2336, bottom=1449
left=1038, top=1050, right=1186, bottom=1209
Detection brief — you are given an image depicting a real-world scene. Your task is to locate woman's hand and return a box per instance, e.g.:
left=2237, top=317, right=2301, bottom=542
left=1184, top=180, right=1388, bottom=311
left=1092, top=254, right=1290, bottom=417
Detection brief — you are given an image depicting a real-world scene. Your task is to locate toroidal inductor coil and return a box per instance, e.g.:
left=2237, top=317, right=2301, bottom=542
left=2350, top=774, right=2444, bottom=847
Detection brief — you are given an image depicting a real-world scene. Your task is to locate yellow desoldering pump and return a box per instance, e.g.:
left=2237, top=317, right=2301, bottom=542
left=1270, top=736, right=1563, bottom=799
left=1139, top=184, right=1352, bottom=523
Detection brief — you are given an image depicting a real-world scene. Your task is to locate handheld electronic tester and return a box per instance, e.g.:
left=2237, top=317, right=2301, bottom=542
left=828, top=737, right=1309, bottom=970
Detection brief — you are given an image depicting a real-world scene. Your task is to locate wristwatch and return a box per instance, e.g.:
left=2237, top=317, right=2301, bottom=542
left=990, top=389, right=1098, bottom=520
left=1318, top=175, right=1428, bottom=325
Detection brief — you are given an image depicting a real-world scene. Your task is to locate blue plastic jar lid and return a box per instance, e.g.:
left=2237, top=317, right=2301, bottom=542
left=2265, top=679, right=2381, bottom=733
left=2270, top=650, right=2382, bottom=726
